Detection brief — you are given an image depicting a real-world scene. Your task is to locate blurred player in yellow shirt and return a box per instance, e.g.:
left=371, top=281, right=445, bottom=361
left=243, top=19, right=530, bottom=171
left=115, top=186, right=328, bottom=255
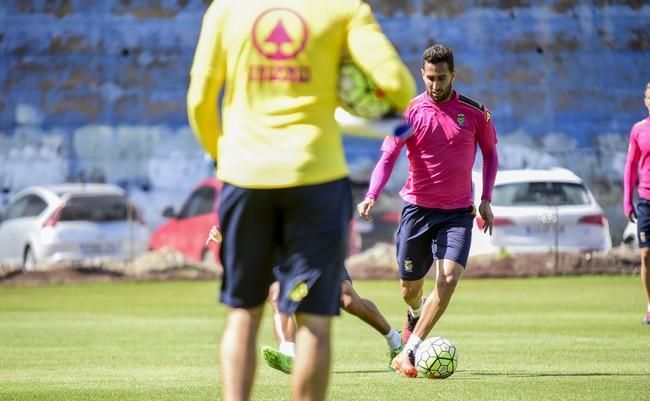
left=188, top=1, right=414, bottom=400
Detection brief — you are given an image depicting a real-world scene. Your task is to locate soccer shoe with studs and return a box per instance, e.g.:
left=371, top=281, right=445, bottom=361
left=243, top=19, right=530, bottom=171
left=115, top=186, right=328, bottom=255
left=642, top=312, right=650, bottom=325
left=261, top=345, right=293, bottom=374
left=391, top=349, right=417, bottom=378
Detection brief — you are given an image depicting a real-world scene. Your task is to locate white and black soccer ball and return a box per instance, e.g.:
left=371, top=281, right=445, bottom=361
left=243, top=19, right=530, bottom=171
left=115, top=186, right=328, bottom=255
left=337, top=61, right=392, bottom=119
left=414, top=336, right=458, bottom=379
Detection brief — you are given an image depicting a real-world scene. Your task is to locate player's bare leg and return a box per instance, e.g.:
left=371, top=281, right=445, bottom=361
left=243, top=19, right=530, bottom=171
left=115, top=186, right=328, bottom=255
left=401, top=278, right=425, bottom=311
left=412, top=259, right=463, bottom=337
left=268, top=282, right=296, bottom=344
left=339, top=280, right=403, bottom=363
left=392, top=259, right=463, bottom=377
left=399, top=277, right=425, bottom=343
left=391, top=277, right=425, bottom=377
left=262, top=282, right=295, bottom=374
left=340, top=279, right=391, bottom=335
left=293, top=313, right=332, bottom=401
left=640, top=247, right=650, bottom=324
left=221, top=306, right=264, bottom=401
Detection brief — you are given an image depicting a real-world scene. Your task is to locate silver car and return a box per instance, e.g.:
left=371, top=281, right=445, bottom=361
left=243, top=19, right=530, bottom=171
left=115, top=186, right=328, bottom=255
left=471, top=168, right=613, bottom=256
left=0, top=184, right=150, bottom=270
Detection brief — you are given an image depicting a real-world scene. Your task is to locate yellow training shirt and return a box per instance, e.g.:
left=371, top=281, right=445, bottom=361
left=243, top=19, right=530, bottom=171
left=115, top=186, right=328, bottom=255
left=187, top=0, right=415, bottom=188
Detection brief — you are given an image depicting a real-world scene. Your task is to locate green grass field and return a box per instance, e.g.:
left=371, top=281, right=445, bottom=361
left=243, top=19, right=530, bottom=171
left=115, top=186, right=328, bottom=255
left=1, top=276, right=649, bottom=401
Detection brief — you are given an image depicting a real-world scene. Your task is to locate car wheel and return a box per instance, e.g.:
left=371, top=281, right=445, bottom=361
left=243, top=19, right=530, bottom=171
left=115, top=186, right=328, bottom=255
left=201, top=248, right=217, bottom=266
left=622, top=235, right=636, bottom=248
left=23, top=247, right=36, bottom=271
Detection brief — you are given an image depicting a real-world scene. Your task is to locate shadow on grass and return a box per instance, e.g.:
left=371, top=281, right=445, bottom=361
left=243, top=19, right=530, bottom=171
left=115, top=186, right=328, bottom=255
left=464, top=370, right=648, bottom=378
left=332, top=369, right=649, bottom=378
left=333, top=369, right=394, bottom=375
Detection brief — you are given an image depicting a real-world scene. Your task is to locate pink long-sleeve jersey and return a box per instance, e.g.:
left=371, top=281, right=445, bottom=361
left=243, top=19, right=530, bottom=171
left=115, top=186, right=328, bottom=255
left=367, top=91, right=498, bottom=209
left=623, top=116, right=650, bottom=216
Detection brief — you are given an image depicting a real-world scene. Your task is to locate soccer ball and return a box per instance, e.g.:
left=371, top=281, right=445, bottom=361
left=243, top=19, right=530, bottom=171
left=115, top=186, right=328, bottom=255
left=414, top=336, right=458, bottom=379
left=337, top=61, right=392, bottom=119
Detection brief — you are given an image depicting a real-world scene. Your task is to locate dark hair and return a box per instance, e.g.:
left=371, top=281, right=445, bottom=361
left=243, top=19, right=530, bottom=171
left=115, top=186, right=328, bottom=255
left=422, top=44, right=454, bottom=72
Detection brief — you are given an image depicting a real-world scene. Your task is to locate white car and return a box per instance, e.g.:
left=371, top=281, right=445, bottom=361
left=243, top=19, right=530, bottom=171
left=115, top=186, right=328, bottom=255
left=622, top=221, right=638, bottom=248
left=470, top=168, right=612, bottom=256
left=0, top=184, right=150, bottom=270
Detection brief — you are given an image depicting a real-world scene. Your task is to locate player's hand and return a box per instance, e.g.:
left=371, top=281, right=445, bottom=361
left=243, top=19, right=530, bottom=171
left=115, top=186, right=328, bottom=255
left=628, top=211, right=637, bottom=224
left=205, top=225, right=222, bottom=245
left=357, top=197, right=376, bottom=222
left=478, top=200, right=494, bottom=235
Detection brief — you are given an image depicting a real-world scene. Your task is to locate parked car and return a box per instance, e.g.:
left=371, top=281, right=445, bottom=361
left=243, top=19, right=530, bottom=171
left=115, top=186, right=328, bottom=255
left=149, top=177, right=362, bottom=265
left=0, top=183, right=150, bottom=270
left=470, top=168, right=612, bottom=256
left=149, top=178, right=222, bottom=264
left=622, top=221, right=637, bottom=249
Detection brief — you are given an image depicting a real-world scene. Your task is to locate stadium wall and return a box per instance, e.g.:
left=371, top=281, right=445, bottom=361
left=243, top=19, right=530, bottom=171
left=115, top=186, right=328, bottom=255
left=0, top=0, right=649, bottom=238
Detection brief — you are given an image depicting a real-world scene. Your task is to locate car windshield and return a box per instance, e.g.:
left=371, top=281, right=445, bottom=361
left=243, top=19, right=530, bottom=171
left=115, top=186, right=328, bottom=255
left=59, top=195, right=131, bottom=222
left=492, top=182, right=591, bottom=206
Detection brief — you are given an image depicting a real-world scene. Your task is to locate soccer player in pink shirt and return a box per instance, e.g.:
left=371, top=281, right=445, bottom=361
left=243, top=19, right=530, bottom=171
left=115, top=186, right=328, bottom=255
left=623, top=82, right=650, bottom=326
left=357, top=44, right=499, bottom=377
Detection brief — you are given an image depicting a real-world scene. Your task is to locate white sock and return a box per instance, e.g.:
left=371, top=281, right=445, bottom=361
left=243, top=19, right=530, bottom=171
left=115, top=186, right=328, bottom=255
left=410, top=305, right=422, bottom=318
left=647, top=304, right=650, bottom=313
left=404, top=334, right=422, bottom=355
left=384, top=328, right=402, bottom=350
left=409, top=298, right=425, bottom=318
left=279, top=341, right=295, bottom=357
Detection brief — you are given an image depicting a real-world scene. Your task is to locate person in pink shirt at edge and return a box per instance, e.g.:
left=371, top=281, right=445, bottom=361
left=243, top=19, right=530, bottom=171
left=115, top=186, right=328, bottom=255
left=357, top=44, right=499, bottom=378
left=622, top=82, right=650, bottom=326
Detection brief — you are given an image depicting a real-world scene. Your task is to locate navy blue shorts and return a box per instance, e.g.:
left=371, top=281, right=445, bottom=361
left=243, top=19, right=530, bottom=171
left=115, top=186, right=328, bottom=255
left=637, top=198, right=650, bottom=248
left=218, top=178, right=352, bottom=316
left=395, top=203, right=475, bottom=281
left=273, top=266, right=352, bottom=284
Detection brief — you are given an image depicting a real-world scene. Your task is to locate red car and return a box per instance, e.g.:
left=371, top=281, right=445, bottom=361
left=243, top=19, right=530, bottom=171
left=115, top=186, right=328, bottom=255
left=149, top=178, right=361, bottom=265
left=149, top=178, right=222, bottom=264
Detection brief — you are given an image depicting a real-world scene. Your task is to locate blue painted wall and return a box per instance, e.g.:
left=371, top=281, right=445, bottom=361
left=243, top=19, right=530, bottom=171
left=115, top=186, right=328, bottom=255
left=1, top=1, right=648, bottom=144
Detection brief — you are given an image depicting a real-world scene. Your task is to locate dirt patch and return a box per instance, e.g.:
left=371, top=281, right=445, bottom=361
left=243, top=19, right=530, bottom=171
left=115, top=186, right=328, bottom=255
left=0, top=249, right=221, bottom=286
left=345, top=243, right=641, bottom=279
left=0, top=246, right=641, bottom=286
left=0, top=268, right=124, bottom=286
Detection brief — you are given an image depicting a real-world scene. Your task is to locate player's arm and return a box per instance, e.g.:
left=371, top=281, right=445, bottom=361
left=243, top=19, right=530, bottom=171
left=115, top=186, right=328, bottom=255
left=623, top=127, right=641, bottom=221
left=345, top=1, right=416, bottom=113
left=357, top=136, right=405, bottom=221
left=476, top=109, right=498, bottom=234
left=335, top=107, right=405, bottom=139
left=187, top=2, right=227, bottom=161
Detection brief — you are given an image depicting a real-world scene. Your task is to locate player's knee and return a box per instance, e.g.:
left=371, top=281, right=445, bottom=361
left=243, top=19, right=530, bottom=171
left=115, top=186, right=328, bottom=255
left=339, top=281, right=357, bottom=311
left=438, top=273, right=460, bottom=289
left=340, top=293, right=355, bottom=311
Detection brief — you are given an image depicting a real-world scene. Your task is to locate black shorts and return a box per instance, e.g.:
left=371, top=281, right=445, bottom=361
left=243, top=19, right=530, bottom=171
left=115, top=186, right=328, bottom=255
left=395, top=203, right=475, bottom=281
left=218, top=178, right=352, bottom=316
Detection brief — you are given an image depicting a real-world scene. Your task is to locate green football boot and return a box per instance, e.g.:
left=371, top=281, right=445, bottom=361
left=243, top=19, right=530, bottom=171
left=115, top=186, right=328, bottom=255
left=261, top=345, right=293, bottom=374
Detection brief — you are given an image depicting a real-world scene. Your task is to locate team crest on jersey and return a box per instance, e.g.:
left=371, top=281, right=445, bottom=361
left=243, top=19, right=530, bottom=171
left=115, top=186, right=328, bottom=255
left=249, top=8, right=311, bottom=83
left=252, top=8, right=308, bottom=61
left=457, top=114, right=465, bottom=127
left=403, top=258, right=414, bottom=272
